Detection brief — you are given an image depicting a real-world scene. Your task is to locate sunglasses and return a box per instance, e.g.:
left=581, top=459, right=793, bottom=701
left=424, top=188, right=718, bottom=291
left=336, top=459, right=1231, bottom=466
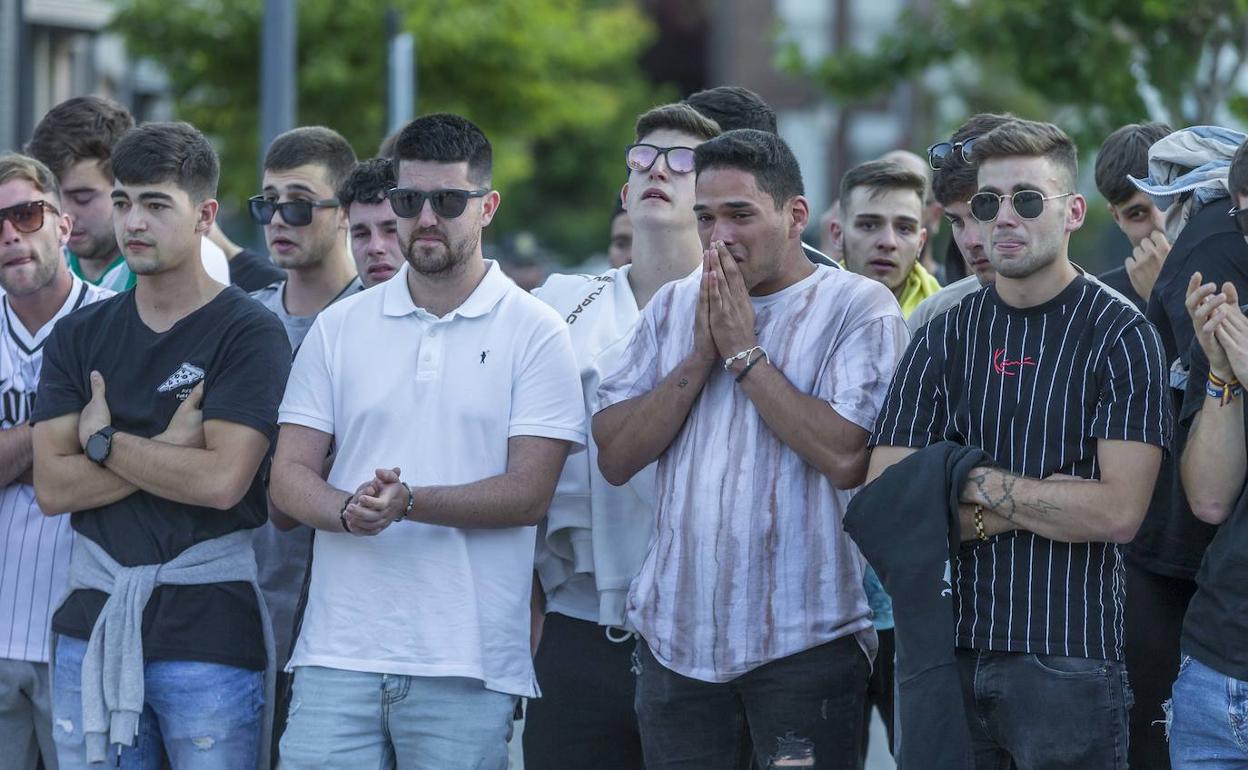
left=969, top=190, right=1074, bottom=223
left=249, top=196, right=340, bottom=226
left=927, top=138, right=980, bottom=170
left=386, top=187, right=488, bottom=219
left=0, top=200, right=59, bottom=234
left=626, top=144, right=697, bottom=175
left=1231, top=207, right=1248, bottom=237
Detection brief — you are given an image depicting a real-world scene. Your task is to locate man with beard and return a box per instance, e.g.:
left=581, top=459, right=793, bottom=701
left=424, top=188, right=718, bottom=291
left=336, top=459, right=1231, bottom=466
left=868, top=119, right=1170, bottom=768
left=337, top=157, right=405, bottom=288
left=25, top=96, right=231, bottom=291
left=0, top=154, right=113, bottom=770
left=269, top=113, right=583, bottom=768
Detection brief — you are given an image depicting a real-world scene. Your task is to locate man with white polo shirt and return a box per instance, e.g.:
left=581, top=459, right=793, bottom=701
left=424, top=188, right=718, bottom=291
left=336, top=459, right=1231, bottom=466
left=524, top=102, right=719, bottom=769
left=0, top=154, right=112, bottom=770
left=269, top=112, right=583, bottom=769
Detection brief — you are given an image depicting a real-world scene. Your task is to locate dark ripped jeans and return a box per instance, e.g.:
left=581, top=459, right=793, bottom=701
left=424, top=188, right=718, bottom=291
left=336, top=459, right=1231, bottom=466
left=634, top=635, right=869, bottom=770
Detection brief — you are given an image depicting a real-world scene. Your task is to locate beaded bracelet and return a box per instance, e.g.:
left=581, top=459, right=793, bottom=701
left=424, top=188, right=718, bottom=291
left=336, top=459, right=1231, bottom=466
left=973, top=505, right=987, bottom=542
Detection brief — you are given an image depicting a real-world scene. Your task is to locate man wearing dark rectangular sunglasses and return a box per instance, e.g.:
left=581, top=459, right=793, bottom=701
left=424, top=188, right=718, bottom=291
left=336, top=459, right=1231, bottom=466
left=870, top=119, right=1170, bottom=769
left=0, top=153, right=114, bottom=770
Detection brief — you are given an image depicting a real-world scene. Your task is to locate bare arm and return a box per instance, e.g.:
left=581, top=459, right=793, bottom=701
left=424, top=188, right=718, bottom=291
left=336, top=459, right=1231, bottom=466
left=269, top=423, right=357, bottom=533
left=735, top=361, right=870, bottom=488
left=33, top=412, right=138, bottom=514
left=0, top=424, right=32, bottom=487
left=399, top=435, right=571, bottom=528
left=961, top=439, right=1161, bottom=544
left=593, top=355, right=713, bottom=486
left=104, top=420, right=272, bottom=510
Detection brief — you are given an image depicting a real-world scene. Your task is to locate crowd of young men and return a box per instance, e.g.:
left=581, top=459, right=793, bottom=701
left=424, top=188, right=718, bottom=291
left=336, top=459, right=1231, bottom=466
left=2, top=85, right=1248, bottom=770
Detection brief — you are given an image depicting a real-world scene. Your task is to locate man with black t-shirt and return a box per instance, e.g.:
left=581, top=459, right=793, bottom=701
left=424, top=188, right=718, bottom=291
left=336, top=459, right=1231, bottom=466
left=1169, top=139, right=1248, bottom=766
left=30, top=122, right=291, bottom=769
left=868, top=119, right=1170, bottom=768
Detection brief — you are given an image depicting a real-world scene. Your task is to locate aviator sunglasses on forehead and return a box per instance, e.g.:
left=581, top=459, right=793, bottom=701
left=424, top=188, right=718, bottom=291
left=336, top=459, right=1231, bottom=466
left=0, top=200, right=59, bottom=233
left=968, top=190, right=1074, bottom=223
left=626, top=143, right=697, bottom=174
left=385, top=187, right=489, bottom=219
left=248, top=196, right=339, bottom=227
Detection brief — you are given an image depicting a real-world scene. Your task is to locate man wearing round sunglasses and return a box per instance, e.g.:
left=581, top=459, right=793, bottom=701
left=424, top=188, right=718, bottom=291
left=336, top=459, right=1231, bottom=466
left=25, top=97, right=231, bottom=292
left=869, top=119, right=1170, bottom=768
left=523, top=102, right=720, bottom=770
left=271, top=112, right=583, bottom=769
left=0, top=153, right=113, bottom=770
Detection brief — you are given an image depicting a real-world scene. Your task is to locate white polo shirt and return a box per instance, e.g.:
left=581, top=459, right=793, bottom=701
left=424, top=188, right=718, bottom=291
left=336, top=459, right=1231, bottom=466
left=279, top=260, right=585, bottom=697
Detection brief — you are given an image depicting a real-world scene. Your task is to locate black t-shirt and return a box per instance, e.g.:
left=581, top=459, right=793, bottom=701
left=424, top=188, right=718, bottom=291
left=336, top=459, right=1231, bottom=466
left=871, top=277, right=1171, bottom=661
left=32, top=287, right=292, bottom=670
left=228, top=248, right=286, bottom=293
left=1132, top=202, right=1247, bottom=576
left=1179, top=342, right=1248, bottom=680
left=1096, top=265, right=1145, bottom=312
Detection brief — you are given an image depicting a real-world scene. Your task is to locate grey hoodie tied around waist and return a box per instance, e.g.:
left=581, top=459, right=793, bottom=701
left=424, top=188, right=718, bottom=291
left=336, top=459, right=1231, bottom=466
left=62, top=529, right=274, bottom=768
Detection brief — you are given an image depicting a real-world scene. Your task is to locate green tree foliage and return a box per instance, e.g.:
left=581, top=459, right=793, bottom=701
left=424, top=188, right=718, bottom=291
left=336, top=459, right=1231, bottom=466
left=111, top=0, right=666, bottom=262
left=780, top=0, right=1248, bottom=147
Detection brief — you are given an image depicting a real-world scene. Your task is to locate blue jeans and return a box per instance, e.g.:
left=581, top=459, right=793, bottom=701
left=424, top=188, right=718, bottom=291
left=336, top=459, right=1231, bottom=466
left=278, top=665, right=517, bottom=770
left=956, top=648, right=1132, bottom=769
left=633, top=635, right=870, bottom=770
left=1167, top=653, right=1248, bottom=768
left=51, top=635, right=263, bottom=770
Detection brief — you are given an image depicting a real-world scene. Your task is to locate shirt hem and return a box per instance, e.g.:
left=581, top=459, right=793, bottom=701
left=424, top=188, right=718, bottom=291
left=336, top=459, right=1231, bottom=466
left=955, top=636, right=1123, bottom=662
left=285, top=654, right=536, bottom=698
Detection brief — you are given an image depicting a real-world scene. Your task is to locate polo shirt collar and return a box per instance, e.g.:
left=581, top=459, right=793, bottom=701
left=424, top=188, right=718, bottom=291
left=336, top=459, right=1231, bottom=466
left=383, top=260, right=511, bottom=320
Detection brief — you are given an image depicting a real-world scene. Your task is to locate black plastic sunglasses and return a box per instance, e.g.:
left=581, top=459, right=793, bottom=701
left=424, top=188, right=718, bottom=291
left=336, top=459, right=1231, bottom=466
left=386, top=187, right=488, bottom=219
left=249, top=196, right=339, bottom=226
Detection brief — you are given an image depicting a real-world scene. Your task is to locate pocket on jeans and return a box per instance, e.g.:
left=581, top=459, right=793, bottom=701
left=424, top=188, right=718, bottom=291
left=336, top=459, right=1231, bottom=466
left=1027, top=653, right=1110, bottom=678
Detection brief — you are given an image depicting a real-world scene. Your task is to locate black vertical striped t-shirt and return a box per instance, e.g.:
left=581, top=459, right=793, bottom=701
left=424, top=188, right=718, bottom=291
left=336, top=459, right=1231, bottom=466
left=870, top=276, right=1171, bottom=660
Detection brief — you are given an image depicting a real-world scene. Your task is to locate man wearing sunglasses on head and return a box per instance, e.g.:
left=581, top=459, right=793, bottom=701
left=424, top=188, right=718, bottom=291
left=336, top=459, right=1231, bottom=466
left=25, top=97, right=232, bottom=292
left=869, top=119, right=1170, bottom=769
left=270, top=113, right=583, bottom=769
left=0, top=154, right=114, bottom=770
left=522, top=103, right=720, bottom=770
left=1169, top=136, right=1248, bottom=769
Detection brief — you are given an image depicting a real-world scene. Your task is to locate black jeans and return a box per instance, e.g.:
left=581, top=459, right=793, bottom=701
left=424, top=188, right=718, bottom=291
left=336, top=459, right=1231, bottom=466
left=523, top=613, right=643, bottom=770
left=634, top=635, right=869, bottom=770
left=956, top=648, right=1132, bottom=769
left=1123, top=561, right=1197, bottom=770
left=861, top=628, right=895, bottom=760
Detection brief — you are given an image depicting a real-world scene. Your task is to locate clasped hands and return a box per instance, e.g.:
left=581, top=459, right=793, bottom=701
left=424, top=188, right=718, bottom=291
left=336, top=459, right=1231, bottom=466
left=693, top=241, right=759, bottom=373
left=1185, top=272, right=1248, bottom=384
left=342, top=467, right=411, bottom=536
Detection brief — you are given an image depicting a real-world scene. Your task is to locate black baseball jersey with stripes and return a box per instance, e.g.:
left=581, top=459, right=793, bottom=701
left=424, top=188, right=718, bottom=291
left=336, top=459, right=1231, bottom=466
left=871, top=276, right=1171, bottom=660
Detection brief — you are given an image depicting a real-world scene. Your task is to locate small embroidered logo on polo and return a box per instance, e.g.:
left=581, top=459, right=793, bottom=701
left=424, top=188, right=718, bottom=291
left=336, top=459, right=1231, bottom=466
left=480, top=350, right=489, bottom=364
left=157, top=362, right=205, bottom=393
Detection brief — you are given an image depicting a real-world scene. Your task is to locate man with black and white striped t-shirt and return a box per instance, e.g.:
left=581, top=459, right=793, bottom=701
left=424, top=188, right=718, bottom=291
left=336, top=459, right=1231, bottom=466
left=0, top=154, right=111, bottom=770
left=868, top=120, right=1171, bottom=769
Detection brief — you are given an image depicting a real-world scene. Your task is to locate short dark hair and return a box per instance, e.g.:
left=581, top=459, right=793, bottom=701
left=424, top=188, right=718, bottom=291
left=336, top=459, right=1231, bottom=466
left=839, top=160, right=926, bottom=213
left=1095, top=122, right=1173, bottom=205
left=971, top=119, right=1079, bottom=190
left=25, top=96, right=135, bottom=181
left=684, top=87, right=778, bottom=134
left=635, top=103, right=721, bottom=143
left=0, top=153, right=62, bottom=204
left=1231, top=138, right=1248, bottom=201
left=931, top=112, right=1014, bottom=206
left=337, top=157, right=396, bottom=209
left=264, top=126, right=358, bottom=192
left=694, top=128, right=803, bottom=209
left=111, top=122, right=220, bottom=202
left=391, top=113, right=492, bottom=186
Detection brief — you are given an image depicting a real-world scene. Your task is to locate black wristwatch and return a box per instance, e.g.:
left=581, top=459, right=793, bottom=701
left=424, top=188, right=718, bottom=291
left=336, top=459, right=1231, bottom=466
left=85, top=426, right=118, bottom=466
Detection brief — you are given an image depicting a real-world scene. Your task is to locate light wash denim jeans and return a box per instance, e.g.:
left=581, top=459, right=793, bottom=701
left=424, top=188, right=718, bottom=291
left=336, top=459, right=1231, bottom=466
left=51, top=635, right=263, bottom=770
left=278, top=665, right=517, bottom=770
left=1167, top=653, right=1248, bottom=768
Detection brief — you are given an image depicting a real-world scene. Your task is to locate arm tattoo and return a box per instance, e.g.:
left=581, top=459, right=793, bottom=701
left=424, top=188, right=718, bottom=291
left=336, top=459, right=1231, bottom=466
left=678, top=378, right=689, bottom=389
left=969, top=468, right=1060, bottom=522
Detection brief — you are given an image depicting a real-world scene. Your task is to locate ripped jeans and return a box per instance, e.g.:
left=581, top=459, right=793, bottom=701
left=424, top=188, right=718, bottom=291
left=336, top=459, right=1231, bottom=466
left=633, top=635, right=869, bottom=770
left=50, top=635, right=263, bottom=770
left=1166, top=653, right=1248, bottom=768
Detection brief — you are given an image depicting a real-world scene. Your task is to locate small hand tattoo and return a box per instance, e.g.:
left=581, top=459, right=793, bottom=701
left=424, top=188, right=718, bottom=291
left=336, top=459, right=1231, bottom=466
left=678, top=378, right=689, bottom=389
